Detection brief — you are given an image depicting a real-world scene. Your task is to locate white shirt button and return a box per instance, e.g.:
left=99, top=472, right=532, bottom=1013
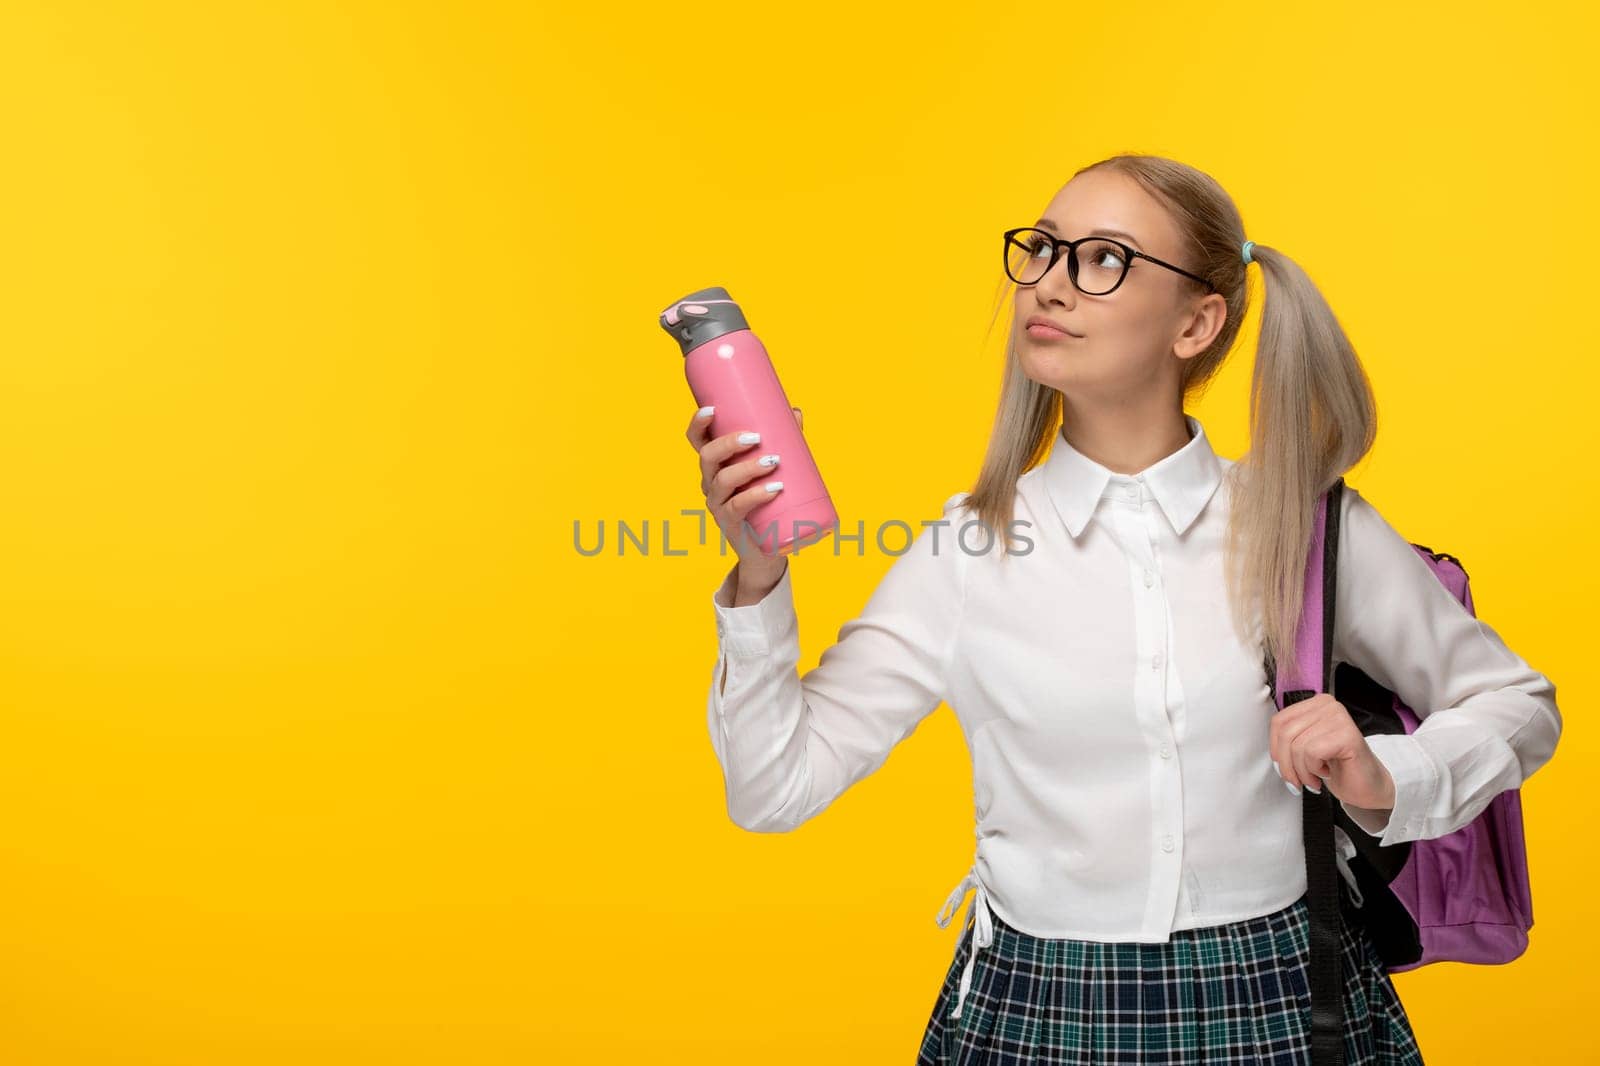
left=1160, top=743, right=1171, bottom=759
left=1126, top=485, right=1138, bottom=499
left=1152, top=653, right=1164, bottom=672
left=1144, top=569, right=1154, bottom=587
left=716, top=620, right=726, bottom=637
left=1161, top=835, right=1175, bottom=852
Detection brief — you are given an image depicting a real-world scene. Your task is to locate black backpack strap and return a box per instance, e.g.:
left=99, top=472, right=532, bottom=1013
left=1282, top=693, right=1344, bottom=1066
left=1271, top=477, right=1347, bottom=1066
left=1305, top=476, right=1346, bottom=1066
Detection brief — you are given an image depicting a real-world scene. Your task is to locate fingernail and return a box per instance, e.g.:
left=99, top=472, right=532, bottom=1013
left=738, top=432, right=761, bottom=444
left=757, top=453, right=780, bottom=467
left=764, top=481, right=784, bottom=493
left=1268, top=753, right=1282, bottom=779
left=1284, top=780, right=1302, bottom=796
left=1306, top=780, right=1323, bottom=795
left=697, top=405, right=715, bottom=418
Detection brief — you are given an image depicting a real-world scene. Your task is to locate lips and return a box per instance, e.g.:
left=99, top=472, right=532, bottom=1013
left=1025, top=315, right=1082, bottom=337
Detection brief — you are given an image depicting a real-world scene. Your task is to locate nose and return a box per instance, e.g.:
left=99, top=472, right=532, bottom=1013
left=1031, top=250, right=1080, bottom=307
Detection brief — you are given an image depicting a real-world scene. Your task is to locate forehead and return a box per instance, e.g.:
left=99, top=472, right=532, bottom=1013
left=1034, top=170, right=1180, bottom=253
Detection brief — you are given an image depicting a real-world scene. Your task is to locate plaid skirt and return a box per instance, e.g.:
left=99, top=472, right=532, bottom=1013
left=917, top=886, right=1424, bottom=1065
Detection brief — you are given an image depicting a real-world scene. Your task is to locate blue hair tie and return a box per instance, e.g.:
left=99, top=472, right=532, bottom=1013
left=1241, top=240, right=1256, bottom=264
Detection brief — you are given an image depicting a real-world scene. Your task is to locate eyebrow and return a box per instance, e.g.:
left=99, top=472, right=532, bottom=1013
left=1033, top=219, right=1143, bottom=248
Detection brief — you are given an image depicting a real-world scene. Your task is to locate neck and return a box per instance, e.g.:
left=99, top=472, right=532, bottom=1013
left=1059, top=403, right=1193, bottom=476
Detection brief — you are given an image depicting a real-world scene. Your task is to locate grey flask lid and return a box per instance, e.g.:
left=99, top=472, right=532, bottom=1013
left=658, top=286, right=750, bottom=356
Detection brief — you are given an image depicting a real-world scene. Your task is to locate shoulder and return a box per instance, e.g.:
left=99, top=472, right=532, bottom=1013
left=1337, top=481, right=1389, bottom=542
left=1335, top=481, right=1428, bottom=582
left=890, top=491, right=974, bottom=555
left=938, top=489, right=1006, bottom=537
left=867, top=491, right=973, bottom=607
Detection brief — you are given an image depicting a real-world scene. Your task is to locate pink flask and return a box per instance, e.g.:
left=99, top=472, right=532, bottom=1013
left=659, top=286, right=838, bottom=555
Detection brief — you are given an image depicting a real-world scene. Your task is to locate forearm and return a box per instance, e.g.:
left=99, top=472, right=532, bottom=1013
left=732, top=557, right=787, bottom=607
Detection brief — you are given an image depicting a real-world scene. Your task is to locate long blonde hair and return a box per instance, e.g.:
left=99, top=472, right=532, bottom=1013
left=966, top=153, right=1377, bottom=673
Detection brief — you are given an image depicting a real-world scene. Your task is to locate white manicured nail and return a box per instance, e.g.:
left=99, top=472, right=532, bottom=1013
left=697, top=405, right=715, bottom=418
left=758, top=453, right=780, bottom=467
left=1284, top=779, right=1302, bottom=796
left=1269, top=753, right=1282, bottom=779
left=738, top=432, right=761, bottom=444
left=764, top=481, right=784, bottom=493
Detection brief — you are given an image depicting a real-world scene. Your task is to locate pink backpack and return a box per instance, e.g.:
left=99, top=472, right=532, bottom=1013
left=1267, top=476, right=1534, bottom=1066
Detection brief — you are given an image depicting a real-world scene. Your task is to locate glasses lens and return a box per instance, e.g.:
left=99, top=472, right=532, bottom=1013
left=1004, top=230, right=1130, bottom=294
left=1006, top=230, right=1053, bottom=285
left=1071, top=239, right=1129, bottom=295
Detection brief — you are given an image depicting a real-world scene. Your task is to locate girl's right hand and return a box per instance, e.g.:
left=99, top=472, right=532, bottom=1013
left=686, top=404, right=814, bottom=574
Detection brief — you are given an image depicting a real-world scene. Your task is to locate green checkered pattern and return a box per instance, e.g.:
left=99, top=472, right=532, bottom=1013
left=917, top=890, right=1424, bottom=1064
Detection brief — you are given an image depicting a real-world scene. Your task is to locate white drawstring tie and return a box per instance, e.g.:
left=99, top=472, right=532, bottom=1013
left=935, top=867, right=993, bottom=1021
left=1333, top=826, right=1365, bottom=907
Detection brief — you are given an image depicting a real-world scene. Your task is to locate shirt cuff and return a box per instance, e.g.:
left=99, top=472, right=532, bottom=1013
left=712, top=558, right=794, bottom=657
left=1338, top=731, right=1439, bottom=847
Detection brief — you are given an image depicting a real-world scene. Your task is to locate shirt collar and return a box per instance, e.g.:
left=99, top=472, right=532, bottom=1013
left=1040, top=413, right=1224, bottom=539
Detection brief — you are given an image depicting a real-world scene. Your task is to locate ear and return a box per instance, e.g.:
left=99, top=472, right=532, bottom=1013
left=1174, top=292, right=1227, bottom=361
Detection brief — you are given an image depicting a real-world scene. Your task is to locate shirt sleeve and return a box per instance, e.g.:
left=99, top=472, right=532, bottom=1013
left=706, top=493, right=971, bottom=832
left=1330, top=484, right=1562, bottom=847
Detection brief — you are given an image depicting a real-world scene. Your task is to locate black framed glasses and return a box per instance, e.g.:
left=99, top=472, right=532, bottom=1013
left=1003, top=228, right=1216, bottom=295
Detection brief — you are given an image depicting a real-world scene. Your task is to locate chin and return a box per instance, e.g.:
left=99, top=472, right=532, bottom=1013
left=1020, top=367, right=1080, bottom=393
left=1018, top=346, right=1084, bottom=389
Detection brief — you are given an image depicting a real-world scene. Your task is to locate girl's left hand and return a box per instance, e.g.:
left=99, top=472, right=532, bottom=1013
left=1268, top=692, right=1396, bottom=810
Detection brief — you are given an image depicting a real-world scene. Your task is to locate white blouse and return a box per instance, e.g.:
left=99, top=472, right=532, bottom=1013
left=706, top=413, right=1560, bottom=1020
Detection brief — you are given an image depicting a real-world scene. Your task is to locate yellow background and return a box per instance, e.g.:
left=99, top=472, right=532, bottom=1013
left=0, top=1, right=1592, bottom=1062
